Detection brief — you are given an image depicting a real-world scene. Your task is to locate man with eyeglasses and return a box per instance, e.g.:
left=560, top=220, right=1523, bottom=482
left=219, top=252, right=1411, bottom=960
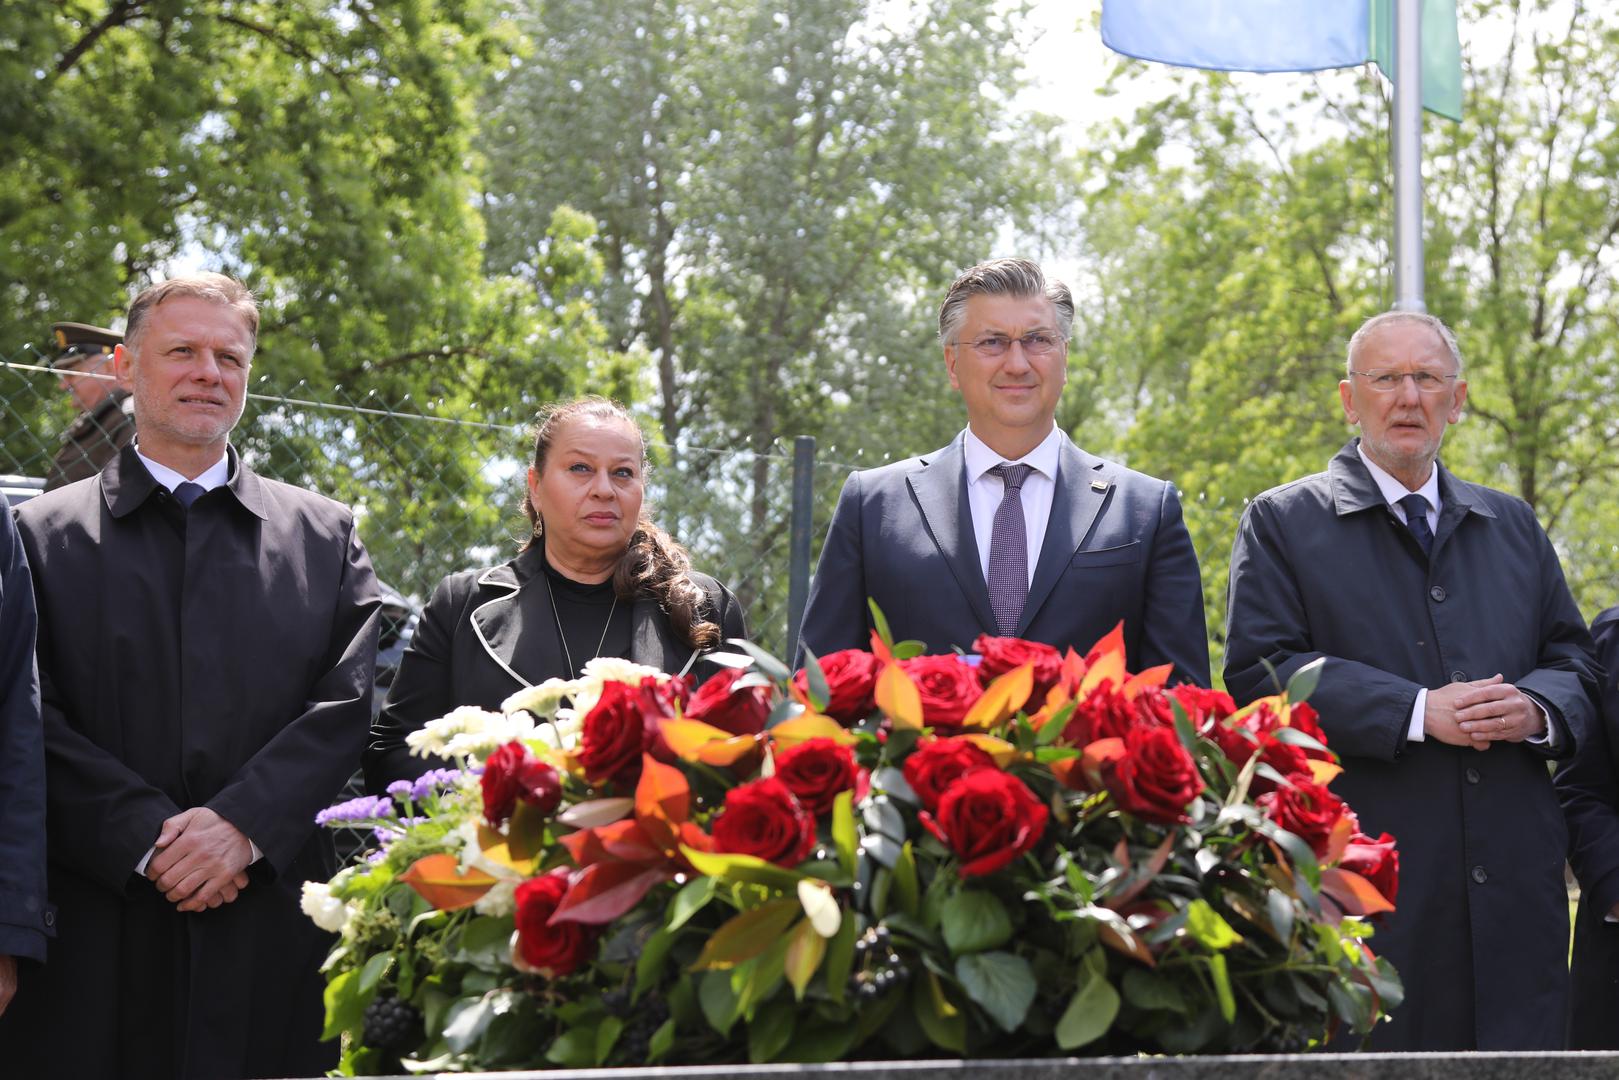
left=800, top=257, right=1208, bottom=686
left=1224, top=310, right=1598, bottom=1050
left=43, top=321, right=137, bottom=492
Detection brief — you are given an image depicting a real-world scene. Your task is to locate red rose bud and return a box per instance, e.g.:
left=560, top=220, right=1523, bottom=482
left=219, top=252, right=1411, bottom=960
left=773, top=737, right=859, bottom=816
left=577, top=680, right=651, bottom=789
left=686, top=667, right=772, bottom=736
left=1171, top=685, right=1237, bottom=725
left=482, top=740, right=563, bottom=826
left=920, top=768, right=1048, bottom=877
left=902, top=735, right=998, bottom=812
left=793, top=649, right=880, bottom=723
left=1104, top=724, right=1205, bottom=825
left=1259, top=775, right=1353, bottom=857
left=898, top=654, right=985, bottom=731
left=711, top=776, right=817, bottom=867
left=1340, top=830, right=1399, bottom=906
left=972, top=635, right=1063, bottom=701
left=513, top=869, right=600, bottom=976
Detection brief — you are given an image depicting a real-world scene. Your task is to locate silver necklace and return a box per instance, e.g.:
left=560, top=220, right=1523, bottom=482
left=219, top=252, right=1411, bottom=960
left=544, top=569, right=620, bottom=677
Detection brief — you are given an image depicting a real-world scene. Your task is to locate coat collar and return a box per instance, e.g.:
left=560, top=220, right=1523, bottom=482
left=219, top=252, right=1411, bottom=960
left=102, top=443, right=268, bottom=520
left=1327, top=438, right=1494, bottom=558
left=468, top=543, right=694, bottom=688
left=906, top=434, right=996, bottom=636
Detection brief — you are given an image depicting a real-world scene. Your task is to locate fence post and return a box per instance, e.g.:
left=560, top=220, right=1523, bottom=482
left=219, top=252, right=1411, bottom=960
left=785, top=435, right=816, bottom=664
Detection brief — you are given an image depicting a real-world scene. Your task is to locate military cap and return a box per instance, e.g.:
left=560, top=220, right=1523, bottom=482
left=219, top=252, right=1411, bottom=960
left=50, top=322, right=123, bottom=369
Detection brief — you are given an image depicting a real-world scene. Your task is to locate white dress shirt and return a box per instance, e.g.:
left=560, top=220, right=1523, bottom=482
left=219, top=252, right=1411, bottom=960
left=962, top=424, right=1064, bottom=589
left=1355, top=444, right=1553, bottom=748
left=132, top=444, right=262, bottom=874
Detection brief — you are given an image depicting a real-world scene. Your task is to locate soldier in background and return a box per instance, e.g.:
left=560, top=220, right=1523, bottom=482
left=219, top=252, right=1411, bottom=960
left=44, top=322, right=135, bottom=491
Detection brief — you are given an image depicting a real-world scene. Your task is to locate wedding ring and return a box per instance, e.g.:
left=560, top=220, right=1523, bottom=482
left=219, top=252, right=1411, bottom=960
left=1498, top=716, right=1506, bottom=730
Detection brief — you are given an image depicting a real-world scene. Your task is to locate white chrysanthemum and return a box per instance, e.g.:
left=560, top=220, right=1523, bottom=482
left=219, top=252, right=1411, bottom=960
left=571, top=657, right=667, bottom=715
left=503, top=678, right=581, bottom=720
left=405, top=706, right=507, bottom=758
left=441, top=709, right=537, bottom=760
left=300, top=880, right=351, bottom=933
left=529, top=707, right=584, bottom=751
left=474, top=878, right=518, bottom=917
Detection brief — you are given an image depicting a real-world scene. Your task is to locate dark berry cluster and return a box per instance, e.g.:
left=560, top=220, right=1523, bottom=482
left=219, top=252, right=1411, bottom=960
left=848, top=924, right=909, bottom=999
left=610, top=993, right=671, bottom=1065
left=362, top=993, right=424, bottom=1052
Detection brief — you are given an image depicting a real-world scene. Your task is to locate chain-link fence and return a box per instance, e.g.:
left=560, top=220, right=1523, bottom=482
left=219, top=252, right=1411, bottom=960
left=2, top=344, right=863, bottom=663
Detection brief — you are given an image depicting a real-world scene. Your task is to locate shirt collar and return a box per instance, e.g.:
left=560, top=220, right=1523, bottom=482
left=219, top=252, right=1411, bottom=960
left=1355, top=442, right=1441, bottom=515
left=135, top=443, right=231, bottom=493
left=962, top=425, right=1063, bottom=484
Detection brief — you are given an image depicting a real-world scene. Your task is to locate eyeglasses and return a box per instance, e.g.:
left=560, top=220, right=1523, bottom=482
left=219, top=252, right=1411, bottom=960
left=1349, top=369, right=1459, bottom=394
left=953, top=332, right=1065, bottom=358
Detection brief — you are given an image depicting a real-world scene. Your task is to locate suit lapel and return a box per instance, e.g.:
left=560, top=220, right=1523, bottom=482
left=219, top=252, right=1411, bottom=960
left=1019, top=436, right=1107, bottom=636
left=630, top=596, right=696, bottom=674
left=907, top=437, right=996, bottom=638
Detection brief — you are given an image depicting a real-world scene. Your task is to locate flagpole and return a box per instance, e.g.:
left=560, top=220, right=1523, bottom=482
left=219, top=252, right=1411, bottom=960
left=1391, top=0, right=1425, bottom=311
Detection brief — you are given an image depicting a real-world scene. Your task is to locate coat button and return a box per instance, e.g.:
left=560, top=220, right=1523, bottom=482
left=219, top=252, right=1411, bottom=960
left=1465, top=767, right=1480, bottom=784
left=1430, top=586, right=1447, bottom=602
left=1471, top=865, right=1488, bottom=884
left=1451, top=671, right=1468, bottom=682
left=43, top=910, right=55, bottom=927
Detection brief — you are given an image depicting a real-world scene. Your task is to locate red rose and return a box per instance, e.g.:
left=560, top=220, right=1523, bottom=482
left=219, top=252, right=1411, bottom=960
left=1339, top=831, right=1399, bottom=906
left=921, top=768, right=1048, bottom=876
left=482, top=740, right=563, bottom=826
left=686, top=667, right=772, bottom=736
left=1285, top=702, right=1332, bottom=760
left=1259, top=776, right=1354, bottom=857
left=793, top=649, right=880, bottom=723
left=711, top=777, right=816, bottom=867
left=1171, top=685, right=1237, bottom=724
left=576, top=681, right=650, bottom=789
left=898, top=655, right=985, bottom=731
left=902, top=736, right=998, bottom=812
left=1104, top=724, right=1205, bottom=824
left=514, top=869, right=600, bottom=976
left=637, top=675, right=691, bottom=763
left=1060, top=685, right=1146, bottom=746
left=773, top=738, right=860, bottom=816
left=972, top=635, right=1063, bottom=702
left=1206, top=719, right=1310, bottom=794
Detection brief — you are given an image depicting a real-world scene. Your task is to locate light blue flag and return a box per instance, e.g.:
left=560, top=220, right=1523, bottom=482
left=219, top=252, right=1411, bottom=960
left=1101, top=0, right=1369, bottom=74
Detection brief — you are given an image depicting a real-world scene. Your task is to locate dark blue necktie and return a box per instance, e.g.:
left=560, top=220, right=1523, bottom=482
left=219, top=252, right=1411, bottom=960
left=1399, top=493, right=1433, bottom=557
left=174, top=481, right=207, bottom=510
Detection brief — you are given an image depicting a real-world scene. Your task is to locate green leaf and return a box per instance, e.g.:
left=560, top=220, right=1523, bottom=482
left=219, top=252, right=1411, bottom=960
left=891, top=640, right=928, bottom=660
left=357, top=950, right=395, bottom=995
left=868, top=600, right=895, bottom=648
left=955, top=950, right=1037, bottom=1033
left=748, top=997, right=797, bottom=1063
left=1184, top=899, right=1243, bottom=951
left=691, top=899, right=801, bottom=970
left=667, top=875, right=719, bottom=931
left=455, top=915, right=513, bottom=968
left=941, top=889, right=1013, bottom=954
left=1056, top=963, right=1121, bottom=1049
left=734, top=938, right=790, bottom=1019
left=1122, top=966, right=1188, bottom=1014
left=911, top=971, right=966, bottom=1053
left=595, top=1015, right=624, bottom=1066
left=801, top=647, right=831, bottom=713
left=728, top=638, right=792, bottom=682
left=682, top=846, right=806, bottom=892
left=1267, top=887, right=1296, bottom=944
left=1036, top=701, right=1076, bottom=745
left=892, top=841, right=920, bottom=917
left=824, top=908, right=857, bottom=1006
left=635, top=926, right=677, bottom=996
left=699, top=970, right=741, bottom=1036
left=648, top=1017, right=676, bottom=1062
left=443, top=996, right=494, bottom=1054
left=1285, top=657, right=1325, bottom=703
left=545, top=1023, right=597, bottom=1067
left=831, top=790, right=857, bottom=877
left=321, top=967, right=364, bottom=1041
left=1208, top=953, right=1236, bottom=1022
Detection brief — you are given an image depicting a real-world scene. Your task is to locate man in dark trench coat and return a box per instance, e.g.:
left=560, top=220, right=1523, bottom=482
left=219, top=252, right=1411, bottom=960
left=1224, top=310, right=1598, bottom=1051
left=0, top=273, right=381, bottom=1078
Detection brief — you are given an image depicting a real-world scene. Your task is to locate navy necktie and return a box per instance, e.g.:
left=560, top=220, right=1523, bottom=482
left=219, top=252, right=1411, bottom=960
left=174, top=482, right=207, bottom=510
left=1399, top=493, right=1433, bottom=557
left=987, top=463, right=1032, bottom=636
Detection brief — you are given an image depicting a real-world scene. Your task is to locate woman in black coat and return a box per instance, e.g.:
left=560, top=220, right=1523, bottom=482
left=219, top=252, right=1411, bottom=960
left=364, top=397, right=747, bottom=792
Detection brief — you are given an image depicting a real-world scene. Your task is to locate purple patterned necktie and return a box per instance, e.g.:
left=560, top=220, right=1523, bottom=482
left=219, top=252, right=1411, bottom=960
left=987, top=463, right=1032, bottom=636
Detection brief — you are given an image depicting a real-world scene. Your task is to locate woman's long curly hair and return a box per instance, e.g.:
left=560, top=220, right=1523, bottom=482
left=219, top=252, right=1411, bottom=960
left=520, top=396, right=720, bottom=650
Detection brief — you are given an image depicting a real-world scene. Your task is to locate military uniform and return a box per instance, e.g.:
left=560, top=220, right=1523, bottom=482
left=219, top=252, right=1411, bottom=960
left=43, top=321, right=135, bottom=492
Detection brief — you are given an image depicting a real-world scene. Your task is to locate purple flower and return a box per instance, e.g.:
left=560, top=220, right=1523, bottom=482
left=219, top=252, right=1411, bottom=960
left=315, top=795, right=396, bottom=827
left=411, top=768, right=466, bottom=802
left=387, top=779, right=414, bottom=801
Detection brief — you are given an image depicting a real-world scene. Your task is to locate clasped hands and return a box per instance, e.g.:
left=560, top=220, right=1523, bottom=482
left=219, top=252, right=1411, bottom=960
left=145, top=807, right=252, bottom=913
left=1424, top=674, right=1544, bottom=750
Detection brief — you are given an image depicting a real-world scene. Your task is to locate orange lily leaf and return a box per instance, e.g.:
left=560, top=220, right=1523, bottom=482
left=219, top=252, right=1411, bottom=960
left=876, top=662, right=924, bottom=730
left=1100, top=921, right=1156, bottom=967
left=1308, top=759, right=1344, bottom=786
left=769, top=712, right=860, bottom=751
left=399, top=854, right=496, bottom=911
left=958, top=733, right=1018, bottom=767
left=1080, top=639, right=1126, bottom=694
left=1320, top=867, right=1396, bottom=916
left=660, top=717, right=740, bottom=758
left=961, top=662, right=1035, bottom=729
left=1080, top=736, right=1127, bottom=789
left=476, top=824, right=539, bottom=875
left=868, top=629, right=894, bottom=665
left=550, top=860, right=673, bottom=925
left=1122, top=664, right=1174, bottom=699
left=1322, top=813, right=1356, bottom=865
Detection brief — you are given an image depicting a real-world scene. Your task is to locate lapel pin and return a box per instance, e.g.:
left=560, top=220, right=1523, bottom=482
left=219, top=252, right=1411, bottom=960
left=1090, top=479, right=1110, bottom=493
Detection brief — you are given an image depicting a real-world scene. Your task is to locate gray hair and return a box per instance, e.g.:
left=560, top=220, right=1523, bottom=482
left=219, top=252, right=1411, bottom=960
left=938, top=258, right=1074, bottom=345
left=1347, top=310, right=1462, bottom=375
left=125, top=273, right=260, bottom=358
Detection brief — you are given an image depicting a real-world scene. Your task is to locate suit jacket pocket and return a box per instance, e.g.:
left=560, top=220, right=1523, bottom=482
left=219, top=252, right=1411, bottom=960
left=1070, top=541, right=1142, bottom=568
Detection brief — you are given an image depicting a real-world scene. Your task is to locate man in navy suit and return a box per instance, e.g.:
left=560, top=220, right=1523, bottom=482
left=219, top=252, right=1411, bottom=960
left=799, top=258, right=1208, bottom=686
